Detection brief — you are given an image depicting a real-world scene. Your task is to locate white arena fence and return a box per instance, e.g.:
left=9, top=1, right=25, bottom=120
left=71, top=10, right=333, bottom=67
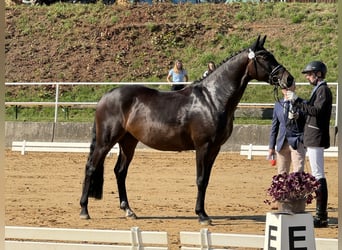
left=11, top=141, right=339, bottom=158
left=5, top=226, right=337, bottom=250
left=4, top=82, right=338, bottom=124
left=11, top=140, right=120, bottom=155
left=180, top=228, right=338, bottom=249
left=5, top=226, right=168, bottom=250
left=240, top=144, right=338, bottom=159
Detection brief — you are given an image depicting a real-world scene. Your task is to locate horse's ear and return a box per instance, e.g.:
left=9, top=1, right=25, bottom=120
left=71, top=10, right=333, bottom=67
left=250, top=35, right=261, bottom=52
left=259, top=35, right=267, bottom=48
left=256, top=35, right=261, bottom=43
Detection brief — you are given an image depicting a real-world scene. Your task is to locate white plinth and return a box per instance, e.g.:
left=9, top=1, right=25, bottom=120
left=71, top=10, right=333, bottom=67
left=264, top=212, right=316, bottom=250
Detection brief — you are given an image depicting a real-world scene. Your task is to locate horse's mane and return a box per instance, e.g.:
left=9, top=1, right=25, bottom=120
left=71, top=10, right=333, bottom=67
left=192, top=48, right=247, bottom=85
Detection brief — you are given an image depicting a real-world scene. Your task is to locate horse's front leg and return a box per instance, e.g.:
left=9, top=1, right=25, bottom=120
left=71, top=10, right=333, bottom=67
left=115, top=155, right=136, bottom=219
left=115, top=156, right=136, bottom=219
left=195, top=146, right=220, bottom=225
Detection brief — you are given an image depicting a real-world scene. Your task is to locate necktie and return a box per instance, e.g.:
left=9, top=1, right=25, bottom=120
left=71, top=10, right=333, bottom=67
left=283, top=101, right=289, bottom=115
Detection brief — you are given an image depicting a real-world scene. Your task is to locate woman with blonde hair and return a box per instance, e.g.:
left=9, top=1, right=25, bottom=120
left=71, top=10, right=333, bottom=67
left=167, top=60, right=188, bottom=91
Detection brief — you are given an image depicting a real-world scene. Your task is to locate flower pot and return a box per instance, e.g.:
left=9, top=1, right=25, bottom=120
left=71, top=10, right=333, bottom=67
left=278, top=198, right=306, bottom=213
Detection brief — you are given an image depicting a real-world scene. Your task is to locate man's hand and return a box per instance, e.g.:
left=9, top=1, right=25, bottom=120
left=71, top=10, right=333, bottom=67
left=286, top=90, right=298, bottom=102
left=288, top=111, right=299, bottom=120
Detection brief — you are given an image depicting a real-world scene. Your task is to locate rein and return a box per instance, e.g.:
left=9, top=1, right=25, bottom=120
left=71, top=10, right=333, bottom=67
left=273, top=86, right=282, bottom=103
left=269, top=65, right=290, bottom=107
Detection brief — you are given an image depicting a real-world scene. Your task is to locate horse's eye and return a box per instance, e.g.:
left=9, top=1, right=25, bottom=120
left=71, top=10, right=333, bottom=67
left=264, top=54, right=273, bottom=60
left=271, top=76, right=279, bottom=83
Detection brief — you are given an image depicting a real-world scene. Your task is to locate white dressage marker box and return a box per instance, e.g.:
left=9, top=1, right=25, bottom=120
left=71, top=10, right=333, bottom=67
left=264, top=212, right=316, bottom=250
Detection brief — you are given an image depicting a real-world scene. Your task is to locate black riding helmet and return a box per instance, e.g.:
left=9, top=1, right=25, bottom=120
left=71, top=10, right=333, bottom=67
left=302, top=61, right=327, bottom=78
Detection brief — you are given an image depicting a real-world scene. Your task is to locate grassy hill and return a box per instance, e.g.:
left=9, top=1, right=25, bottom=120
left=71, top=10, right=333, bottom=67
left=5, top=2, right=338, bottom=122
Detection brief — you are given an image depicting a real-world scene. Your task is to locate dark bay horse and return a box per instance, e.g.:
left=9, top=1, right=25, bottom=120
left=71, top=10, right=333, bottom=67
left=80, top=35, right=294, bottom=224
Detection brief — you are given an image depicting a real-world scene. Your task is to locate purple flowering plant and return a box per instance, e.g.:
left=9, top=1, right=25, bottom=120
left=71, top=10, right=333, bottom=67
left=265, top=171, right=320, bottom=205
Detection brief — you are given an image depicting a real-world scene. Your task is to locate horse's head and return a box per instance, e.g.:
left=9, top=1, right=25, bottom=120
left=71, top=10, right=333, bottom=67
left=247, top=35, right=294, bottom=89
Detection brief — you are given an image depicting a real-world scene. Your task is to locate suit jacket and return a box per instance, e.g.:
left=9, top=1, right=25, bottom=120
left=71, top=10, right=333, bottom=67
left=269, top=99, right=305, bottom=151
left=294, top=81, right=332, bottom=148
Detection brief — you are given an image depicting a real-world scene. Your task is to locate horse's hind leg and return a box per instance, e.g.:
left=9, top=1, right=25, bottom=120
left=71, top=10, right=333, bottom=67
left=80, top=144, right=112, bottom=219
left=114, top=133, right=138, bottom=219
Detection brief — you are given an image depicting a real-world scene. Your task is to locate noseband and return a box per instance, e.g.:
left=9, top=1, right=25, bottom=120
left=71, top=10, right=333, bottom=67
left=268, top=64, right=286, bottom=87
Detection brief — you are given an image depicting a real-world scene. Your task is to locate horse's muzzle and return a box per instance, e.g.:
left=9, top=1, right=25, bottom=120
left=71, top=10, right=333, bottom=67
left=278, top=72, right=294, bottom=89
left=284, top=74, right=295, bottom=89
left=269, top=65, right=294, bottom=89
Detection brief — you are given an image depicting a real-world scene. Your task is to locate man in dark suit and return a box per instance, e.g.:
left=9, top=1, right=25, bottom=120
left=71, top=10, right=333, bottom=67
left=287, top=61, right=332, bottom=228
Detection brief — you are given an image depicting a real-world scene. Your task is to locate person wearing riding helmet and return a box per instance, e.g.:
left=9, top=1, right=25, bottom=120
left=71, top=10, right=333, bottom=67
left=287, top=61, right=332, bottom=228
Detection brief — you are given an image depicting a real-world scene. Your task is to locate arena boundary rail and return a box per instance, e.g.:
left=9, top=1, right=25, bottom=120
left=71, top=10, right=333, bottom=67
left=4, top=226, right=338, bottom=249
left=179, top=228, right=338, bottom=249
left=5, top=226, right=169, bottom=250
left=11, top=141, right=339, bottom=158
left=11, top=140, right=120, bottom=155
left=240, top=144, right=338, bottom=159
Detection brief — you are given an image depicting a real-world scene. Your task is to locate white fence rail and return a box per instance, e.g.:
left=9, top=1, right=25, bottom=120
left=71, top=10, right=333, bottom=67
left=240, top=144, right=339, bottom=159
left=11, top=140, right=119, bottom=155
left=5, top=226, right=169, bottom=250
left=180, top=228, right=338, bottom=250
left=180, top=228, right=265, bottom=249
left=5, top=226, right=337, bottom=250
left=5, top=82, right=338, bottom=124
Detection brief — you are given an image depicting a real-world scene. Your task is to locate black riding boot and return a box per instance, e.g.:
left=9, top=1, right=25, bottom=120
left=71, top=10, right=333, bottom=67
left=314, top=178, right=328, bottom=228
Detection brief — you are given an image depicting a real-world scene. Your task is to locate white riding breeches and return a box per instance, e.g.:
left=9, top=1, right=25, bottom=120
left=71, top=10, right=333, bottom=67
left=307, top=147, right=325, bottom=180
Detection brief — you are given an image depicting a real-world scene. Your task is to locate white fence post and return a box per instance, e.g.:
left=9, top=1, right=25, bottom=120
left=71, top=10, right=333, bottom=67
left=248, top=143, right=253, bottom=160
left=20, top=140, right=26, bottom=155
left=200, top=228, right=209, bottom=250
left=54, top=83, right=59, bottom=124
left=130, top=226, right=141, bottom=250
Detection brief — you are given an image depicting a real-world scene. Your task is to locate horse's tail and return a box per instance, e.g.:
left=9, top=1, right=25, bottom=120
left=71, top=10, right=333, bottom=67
left=89, top=122, right=96, bottom=155
left=86, top=121, right=104, bottom=200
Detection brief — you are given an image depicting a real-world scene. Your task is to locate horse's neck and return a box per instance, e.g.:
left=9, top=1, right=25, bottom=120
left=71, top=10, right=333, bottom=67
left=208, top=54, right=250, bottom=111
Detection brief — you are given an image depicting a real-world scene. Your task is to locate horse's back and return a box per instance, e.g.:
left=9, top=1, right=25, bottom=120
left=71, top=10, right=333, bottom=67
left=100, top=85, right=157, bottom=103
left=98, top=84, right=194, bottom=112
left=95, top=85, right=200, bottom=150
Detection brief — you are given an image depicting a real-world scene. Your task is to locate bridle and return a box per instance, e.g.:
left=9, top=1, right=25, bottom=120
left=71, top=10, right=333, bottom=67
left=248, top=49, right=288, bottom=102
left=268, top=64, right=285, bottom=86
left=269, top=64, right=286, bottom=103
left=250, top=53, right=298, bottom=123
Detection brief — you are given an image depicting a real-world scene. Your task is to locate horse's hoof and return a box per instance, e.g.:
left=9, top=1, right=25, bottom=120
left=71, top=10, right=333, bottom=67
left=80, top=213, right=91, bottom=220
left=199, top=218, right=212, bottom=226
left=198, top=213, right=212, bottom=225
left=126, top=211, right=137, bottom=219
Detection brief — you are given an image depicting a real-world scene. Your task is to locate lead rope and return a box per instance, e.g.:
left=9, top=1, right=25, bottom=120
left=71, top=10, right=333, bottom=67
left=273, top=86, right=281, bottom=103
